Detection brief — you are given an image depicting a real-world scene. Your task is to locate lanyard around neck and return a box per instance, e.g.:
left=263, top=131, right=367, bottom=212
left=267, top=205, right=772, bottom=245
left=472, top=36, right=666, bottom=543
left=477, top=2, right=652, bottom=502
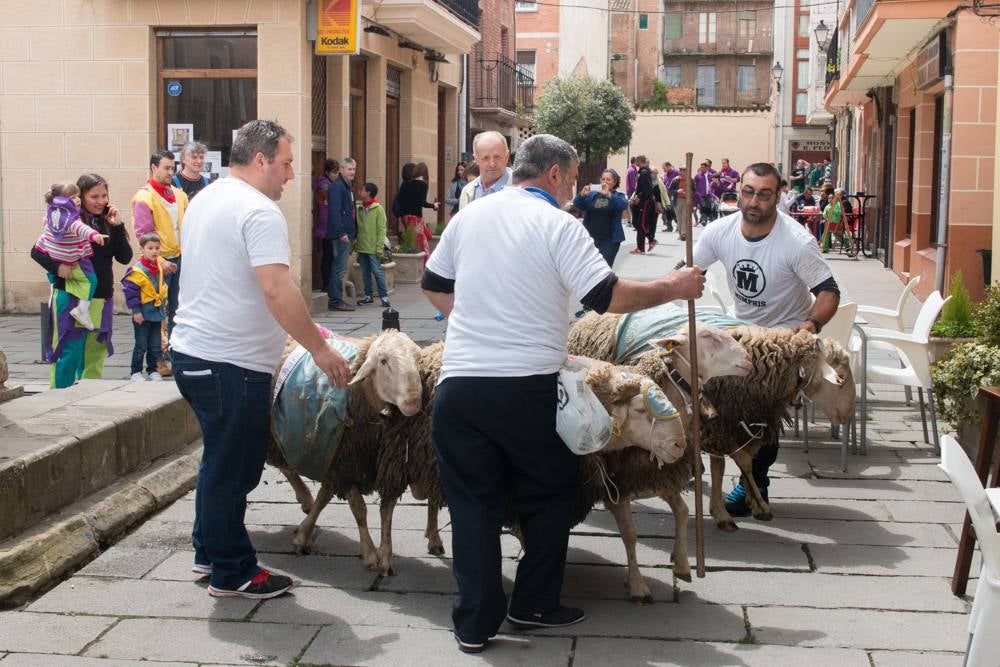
left=522, top=186, right=559, bottom=208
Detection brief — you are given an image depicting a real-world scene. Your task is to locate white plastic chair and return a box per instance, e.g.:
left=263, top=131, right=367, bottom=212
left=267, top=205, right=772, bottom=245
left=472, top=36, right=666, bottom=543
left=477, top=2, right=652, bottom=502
left=863, top=290, right=950, bottom=451
left=938, top=435, right=1000, bottom=667
left=856, top=274, right=921, bottom=333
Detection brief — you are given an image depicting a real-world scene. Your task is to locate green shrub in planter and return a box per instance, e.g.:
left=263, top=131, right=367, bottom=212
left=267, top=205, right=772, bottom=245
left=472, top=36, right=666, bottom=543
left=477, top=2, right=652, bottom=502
left=974, top=282, right=1000, bottom=347
left=396, top=224, right=421, bottom=254
left=932, top=341, right=1000, bottom=430
left=930, top=271, right=978, bottom=338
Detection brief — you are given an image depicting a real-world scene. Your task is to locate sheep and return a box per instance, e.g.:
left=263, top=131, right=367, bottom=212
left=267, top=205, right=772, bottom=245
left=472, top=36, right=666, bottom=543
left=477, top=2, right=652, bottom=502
left=568, top=304, right=854, bottom=532
left=505, top=326, right=753, bottom=603
left=267, top=328, right=424, bottom=565
left=365, top=343, right=694, bottom=577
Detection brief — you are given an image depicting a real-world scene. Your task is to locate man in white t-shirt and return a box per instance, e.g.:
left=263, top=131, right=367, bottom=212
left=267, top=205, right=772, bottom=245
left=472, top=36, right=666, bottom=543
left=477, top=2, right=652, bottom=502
left=171, top=120, right=350, bottom=600
left=691, top=161, right=840, bottom=518
left=423, top=134, right=705, bottom=654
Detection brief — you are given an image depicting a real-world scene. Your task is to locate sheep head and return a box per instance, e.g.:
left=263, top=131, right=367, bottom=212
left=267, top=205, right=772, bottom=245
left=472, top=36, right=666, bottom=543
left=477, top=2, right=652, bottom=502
left=581, top=361, right=686, bottom=466
left=651, top=323, right=753, bottom=383
left=802, top=338, right=855, bottom=425
left=349, top=330, right=423, bottom=416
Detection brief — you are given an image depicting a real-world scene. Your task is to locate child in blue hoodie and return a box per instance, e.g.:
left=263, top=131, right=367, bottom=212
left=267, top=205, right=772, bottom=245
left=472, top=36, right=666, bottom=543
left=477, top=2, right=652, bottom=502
left=122, top=232, right=168, bottom=381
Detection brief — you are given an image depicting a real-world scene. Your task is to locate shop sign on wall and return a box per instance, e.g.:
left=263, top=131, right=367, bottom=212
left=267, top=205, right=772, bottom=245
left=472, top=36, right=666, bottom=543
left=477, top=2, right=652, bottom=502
left=316, top=0, right=360, bottom=55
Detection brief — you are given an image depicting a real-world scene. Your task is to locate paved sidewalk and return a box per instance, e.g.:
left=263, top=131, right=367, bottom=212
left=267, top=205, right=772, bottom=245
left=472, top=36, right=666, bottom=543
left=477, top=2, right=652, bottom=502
left=0, top=225, right=971, bottom=666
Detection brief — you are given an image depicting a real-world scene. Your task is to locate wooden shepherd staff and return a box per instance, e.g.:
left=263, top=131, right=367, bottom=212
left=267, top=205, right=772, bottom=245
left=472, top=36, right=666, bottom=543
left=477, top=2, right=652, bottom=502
left=683, top=151, right=706, bottom=578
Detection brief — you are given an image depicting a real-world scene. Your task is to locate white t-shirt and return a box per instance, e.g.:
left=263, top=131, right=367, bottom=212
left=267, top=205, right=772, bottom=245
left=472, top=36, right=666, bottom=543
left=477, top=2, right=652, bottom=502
left=170, top=177, right=291, bottom=373
left=427, top=187, right=613, bottom=381
left=693, top=210, right=832, bottom=328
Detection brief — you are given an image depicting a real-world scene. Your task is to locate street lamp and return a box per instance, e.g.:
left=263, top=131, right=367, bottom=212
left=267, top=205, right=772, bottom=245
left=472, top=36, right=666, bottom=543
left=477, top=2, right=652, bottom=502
left=771, top=61, right=784, bottom=93
left=814, top=20, right=830, bottom=50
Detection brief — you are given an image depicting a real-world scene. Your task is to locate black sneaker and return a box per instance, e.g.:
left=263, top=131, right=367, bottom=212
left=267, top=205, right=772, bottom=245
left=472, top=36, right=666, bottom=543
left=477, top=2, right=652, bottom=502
left=507, top=606, right=586, bottom=630
left=356, top=295, right=374, bottom=305
left=207, top=569, right=293, bottom=599
left=724, top=484, right=768, bottom=518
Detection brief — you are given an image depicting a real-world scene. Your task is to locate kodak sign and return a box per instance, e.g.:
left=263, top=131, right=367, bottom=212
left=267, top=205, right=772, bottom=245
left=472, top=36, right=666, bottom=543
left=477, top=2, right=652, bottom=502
left=316, top=0, right=360, bottom=55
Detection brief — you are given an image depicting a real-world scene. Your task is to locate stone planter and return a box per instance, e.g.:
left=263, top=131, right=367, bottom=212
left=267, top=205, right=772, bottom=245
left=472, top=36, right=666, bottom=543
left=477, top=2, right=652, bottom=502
left=928, top=336, right=977, bottom=366
left=394, top=252, right=425, bottom=284
left=348, top=258, right=396, bottom=295
left=430, top=234, right=441, bottom=255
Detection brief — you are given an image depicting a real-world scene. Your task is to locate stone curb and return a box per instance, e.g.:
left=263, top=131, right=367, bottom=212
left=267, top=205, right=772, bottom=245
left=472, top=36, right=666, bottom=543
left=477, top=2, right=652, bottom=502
left=0, top=446, right=201, bottom=609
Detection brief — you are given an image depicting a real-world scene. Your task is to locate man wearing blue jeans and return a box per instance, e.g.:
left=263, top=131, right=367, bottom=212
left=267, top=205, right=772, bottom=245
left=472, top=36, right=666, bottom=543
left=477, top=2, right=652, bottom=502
left=326, top=157, right=358, bottom=312
left=171, top=120, right=350, bottom=599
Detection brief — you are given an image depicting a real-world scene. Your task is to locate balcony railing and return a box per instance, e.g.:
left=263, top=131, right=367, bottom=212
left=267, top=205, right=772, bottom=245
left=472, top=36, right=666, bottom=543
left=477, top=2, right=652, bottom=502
left=663, top=35, right=774, bottom=56
left=436, top=0, right=478, bottom=27
left=473, top=55, right=535, bottom=117
left=696, top=87, right=769, bottom=109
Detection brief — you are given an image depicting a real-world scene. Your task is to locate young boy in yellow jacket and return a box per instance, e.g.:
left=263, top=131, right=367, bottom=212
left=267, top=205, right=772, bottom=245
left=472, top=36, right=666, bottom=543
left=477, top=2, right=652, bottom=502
left=122, top=232, right=169, bottom=381
left=355, top=182, right=391, bottom=307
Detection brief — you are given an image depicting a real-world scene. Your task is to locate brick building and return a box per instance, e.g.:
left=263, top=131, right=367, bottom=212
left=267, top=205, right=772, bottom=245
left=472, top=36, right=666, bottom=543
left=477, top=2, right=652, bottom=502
left=824, top=0, right=999, bottom=300
left=659, top=0, right=774, bottom=110
left=467, top=0, right=534, bottom=152
left=609, top=0, right=664, bottom=106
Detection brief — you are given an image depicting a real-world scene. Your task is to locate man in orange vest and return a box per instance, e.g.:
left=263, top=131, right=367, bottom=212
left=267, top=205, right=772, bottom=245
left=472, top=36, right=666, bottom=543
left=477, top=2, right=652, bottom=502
left=132, top=149, right=188, bottom=375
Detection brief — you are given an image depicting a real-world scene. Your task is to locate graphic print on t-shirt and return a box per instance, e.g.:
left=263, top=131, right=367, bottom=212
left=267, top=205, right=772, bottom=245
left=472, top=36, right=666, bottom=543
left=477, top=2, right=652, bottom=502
left=733, top=259, right=767, bottom=306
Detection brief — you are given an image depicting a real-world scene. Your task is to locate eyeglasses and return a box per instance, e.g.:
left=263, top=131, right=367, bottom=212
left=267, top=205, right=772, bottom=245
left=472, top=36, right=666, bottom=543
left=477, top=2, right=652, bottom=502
left=740, top=186, right=775, bottom=203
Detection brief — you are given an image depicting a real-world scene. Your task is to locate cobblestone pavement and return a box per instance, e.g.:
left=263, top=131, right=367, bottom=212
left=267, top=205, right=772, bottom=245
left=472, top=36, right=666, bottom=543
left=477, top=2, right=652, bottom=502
left=0, top=225, right=972, bottom=665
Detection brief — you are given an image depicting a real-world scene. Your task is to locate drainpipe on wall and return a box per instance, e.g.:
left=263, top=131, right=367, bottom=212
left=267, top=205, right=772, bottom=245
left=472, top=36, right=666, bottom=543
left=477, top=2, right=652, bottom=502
left=934, top=73, right=954, bottom=294
left=459, top=54, right=468, bottom=156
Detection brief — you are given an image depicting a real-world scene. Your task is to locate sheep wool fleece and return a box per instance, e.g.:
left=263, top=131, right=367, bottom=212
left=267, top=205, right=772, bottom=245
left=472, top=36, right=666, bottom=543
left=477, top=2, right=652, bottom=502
left=272, top=338, right=358, bottom=481
left=615, top=303, right=748, bottom=363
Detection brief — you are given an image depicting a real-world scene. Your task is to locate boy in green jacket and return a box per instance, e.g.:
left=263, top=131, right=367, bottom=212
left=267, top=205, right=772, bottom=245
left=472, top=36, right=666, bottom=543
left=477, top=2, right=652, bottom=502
left=355, top=182, right=391, bottom=307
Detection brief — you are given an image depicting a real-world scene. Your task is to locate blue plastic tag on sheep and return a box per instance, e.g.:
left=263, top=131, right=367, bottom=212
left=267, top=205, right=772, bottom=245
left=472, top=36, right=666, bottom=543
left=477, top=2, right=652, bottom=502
left=556, top=366, right=613, bottom=455
left=272, top=338, right=359, bottom=481
left=614, top=303, right=750, bottom=363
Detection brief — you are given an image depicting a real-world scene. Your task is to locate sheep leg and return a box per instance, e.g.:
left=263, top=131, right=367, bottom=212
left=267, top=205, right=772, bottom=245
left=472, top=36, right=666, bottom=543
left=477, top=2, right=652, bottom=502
left=292, top=483, right=335, bottom=555
left=605, top=499, right=653, bottom=604
left=279, top=466, right=314, bottom=514
left=425, top=501, right=445, bottom=556
left=709, top=455, right=738, bottom=532
left=730, top=450, right=773, bottom=521
left=375, top=498, right=397, bottom=576
left=345, top=488, right=379, bottom=571
left=662, top=492, right=691, bottom=582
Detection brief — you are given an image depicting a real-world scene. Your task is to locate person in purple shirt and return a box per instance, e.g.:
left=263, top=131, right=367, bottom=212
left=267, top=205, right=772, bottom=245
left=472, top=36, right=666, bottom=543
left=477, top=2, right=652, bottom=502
left=693, top=163, right=711, bottom=224
left=719, top=158, right=740, bottom=190
left=625, top=156, right=638, bottom=198
left=704, top=158, right=718, bottom=179
left=660, top=162, right=680, bottom=232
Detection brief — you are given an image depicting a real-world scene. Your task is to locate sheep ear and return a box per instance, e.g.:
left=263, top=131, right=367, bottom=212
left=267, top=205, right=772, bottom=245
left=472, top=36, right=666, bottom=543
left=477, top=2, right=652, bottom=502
left=348, top=351, right=379, bottom=386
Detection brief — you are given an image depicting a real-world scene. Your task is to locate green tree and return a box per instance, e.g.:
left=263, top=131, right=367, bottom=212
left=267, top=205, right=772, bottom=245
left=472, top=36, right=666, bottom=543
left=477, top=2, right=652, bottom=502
left=534, top=75, right=634, bottom=164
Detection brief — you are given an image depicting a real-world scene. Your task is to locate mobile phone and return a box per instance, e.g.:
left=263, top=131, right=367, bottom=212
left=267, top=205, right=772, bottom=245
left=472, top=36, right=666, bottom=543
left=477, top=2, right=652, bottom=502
left=591, top=184, right=603, bottom=191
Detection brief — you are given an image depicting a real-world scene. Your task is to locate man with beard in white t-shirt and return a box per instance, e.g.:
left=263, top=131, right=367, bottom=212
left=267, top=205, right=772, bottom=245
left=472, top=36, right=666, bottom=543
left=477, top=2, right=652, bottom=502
left=689, top=162, right=841, bottom=518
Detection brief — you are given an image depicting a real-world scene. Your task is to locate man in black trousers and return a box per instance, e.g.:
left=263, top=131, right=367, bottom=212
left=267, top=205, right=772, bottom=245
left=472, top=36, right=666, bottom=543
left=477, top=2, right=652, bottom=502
left=422, top=134, right=705, bottom=654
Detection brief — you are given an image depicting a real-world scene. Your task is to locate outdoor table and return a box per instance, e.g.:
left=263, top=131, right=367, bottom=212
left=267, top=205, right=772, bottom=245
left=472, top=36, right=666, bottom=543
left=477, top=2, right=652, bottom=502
left=846, top=194, right=877, bottom=257
left=951, top=386, right=1000, bottom=596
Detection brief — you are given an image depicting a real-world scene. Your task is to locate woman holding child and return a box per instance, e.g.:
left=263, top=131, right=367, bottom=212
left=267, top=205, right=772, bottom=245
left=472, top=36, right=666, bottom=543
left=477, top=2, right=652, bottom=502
left=30, top=174, right=133, bottom=389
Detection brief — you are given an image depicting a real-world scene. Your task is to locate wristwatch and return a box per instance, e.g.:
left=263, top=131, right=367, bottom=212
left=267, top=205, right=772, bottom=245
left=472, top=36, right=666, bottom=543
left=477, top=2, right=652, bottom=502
left=807, top=317, right=823, bottom=334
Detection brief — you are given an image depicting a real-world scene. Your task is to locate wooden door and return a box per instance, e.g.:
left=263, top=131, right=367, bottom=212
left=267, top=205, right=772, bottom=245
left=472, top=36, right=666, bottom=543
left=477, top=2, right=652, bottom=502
left=385, top=96, right=400, bottom=237
left=437, top=88, right=446, bottom=228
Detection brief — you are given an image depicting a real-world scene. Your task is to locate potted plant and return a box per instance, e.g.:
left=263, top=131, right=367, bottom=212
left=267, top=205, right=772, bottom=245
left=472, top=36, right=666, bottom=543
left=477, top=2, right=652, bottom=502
left=393, top=224, right=425, bottom=284
left=430, top=221, right=444, bottom=255
left=928, top=271, right=978, bottom=364
left=932, top=282, right=1000, bottom=457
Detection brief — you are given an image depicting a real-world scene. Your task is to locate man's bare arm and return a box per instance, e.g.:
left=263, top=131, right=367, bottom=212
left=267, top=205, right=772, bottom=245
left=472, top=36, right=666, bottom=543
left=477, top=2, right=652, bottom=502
left=605, top=266, right=705, bottom=313
left=794, top=290, right=840, bottom=334
left=423, top=290, right=454, bottom=316
left=255, top=264, right=351, bottom=386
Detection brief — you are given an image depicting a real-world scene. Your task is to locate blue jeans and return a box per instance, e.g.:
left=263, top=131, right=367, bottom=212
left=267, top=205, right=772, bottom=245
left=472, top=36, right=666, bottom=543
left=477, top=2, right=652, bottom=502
left=326, top=239, right=352, bottom=306
left=596, top=240, right=620, bottom=268
left=164, top=255, right=181, bottom=340
left=172, top=351, right=272, bottom=590
left=357, top=253, right=388, bottom=299
left=131, top=319, right=163, bottom=374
